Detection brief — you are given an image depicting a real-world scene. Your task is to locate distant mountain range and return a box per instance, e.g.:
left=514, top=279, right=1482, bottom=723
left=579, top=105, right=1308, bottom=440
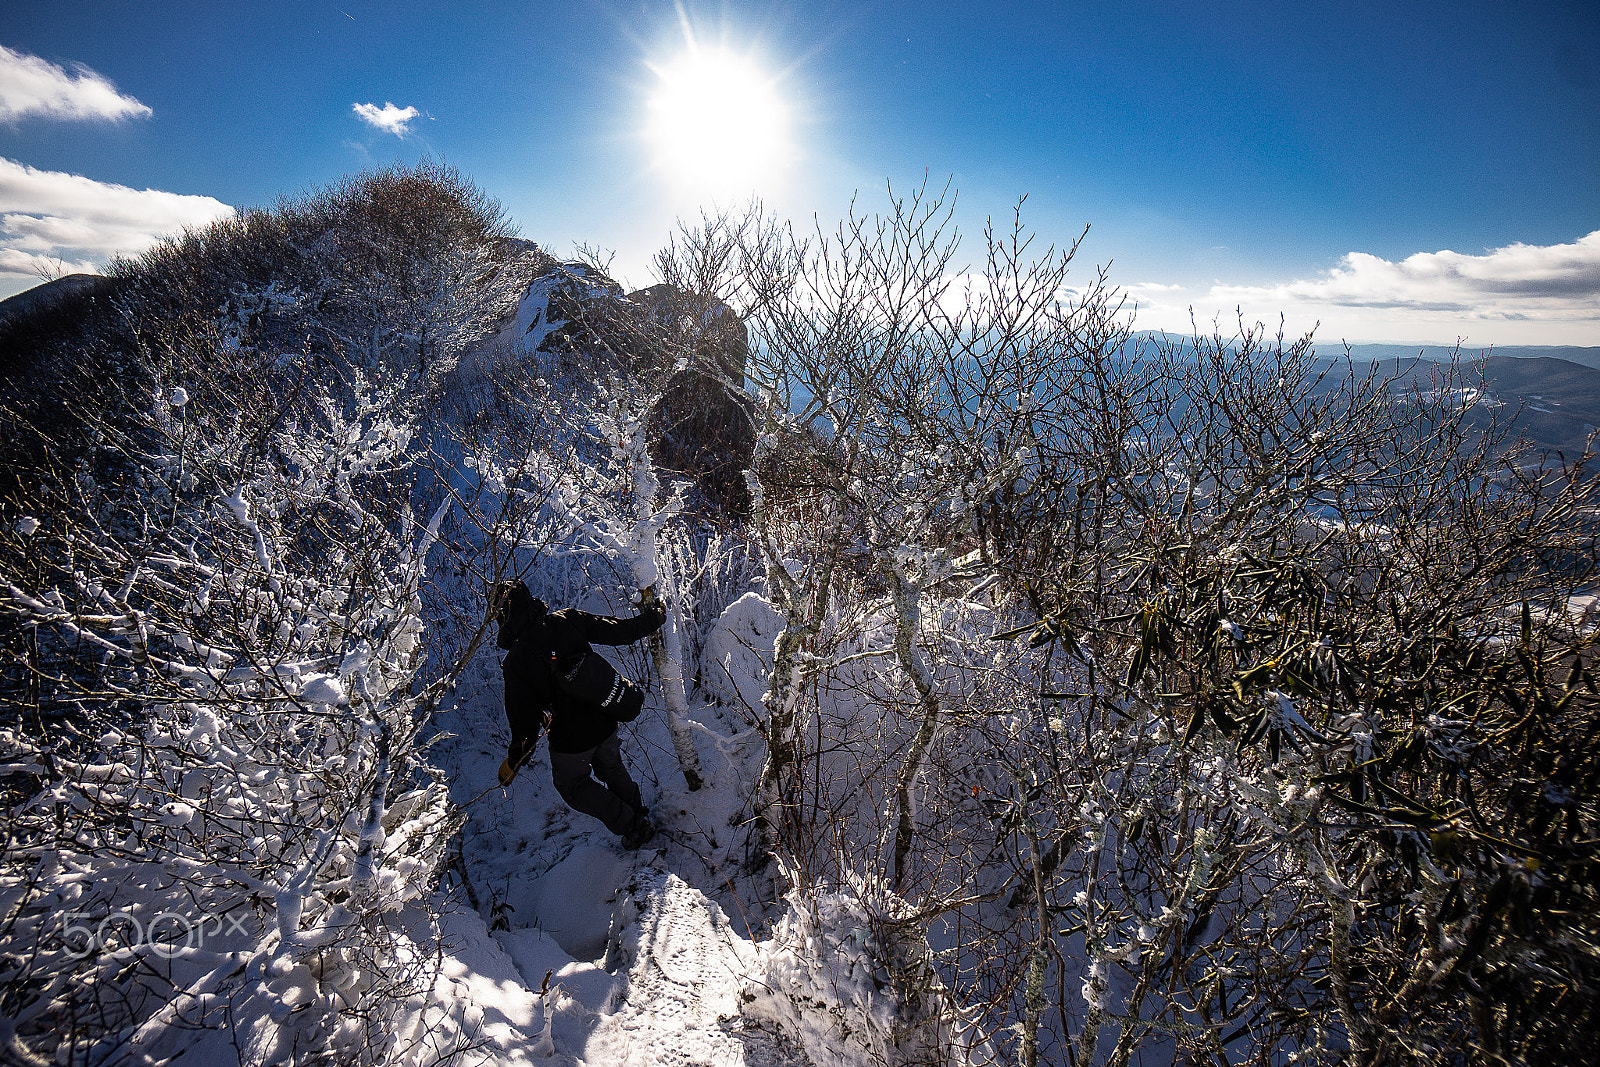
left=1131, top=330, right=1600, bottom=373
left=1130, top=331, right=1600, bottom=459
left=1359, top=355, right=1599, bottom=460
left=1324, top=349, right=1599, bottom=460
left=1339, top=342, right=1600, bottom=373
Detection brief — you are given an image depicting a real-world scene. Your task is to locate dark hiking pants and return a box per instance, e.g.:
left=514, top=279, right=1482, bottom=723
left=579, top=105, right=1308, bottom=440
left=549, top=731, right=643, bottom=836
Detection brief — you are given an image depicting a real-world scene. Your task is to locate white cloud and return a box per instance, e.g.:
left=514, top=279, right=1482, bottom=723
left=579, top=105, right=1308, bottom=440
left=0, top=157, right=232, bottom=284
left=1215, top=232, right=1600, bottom=313
left=1128, top=232, right=1600, bottom=346
left=0, top=43, right=151, bottom=123
left=352, top=101, right=419, bottom=137
left=0, top=247, right=96, bottom=278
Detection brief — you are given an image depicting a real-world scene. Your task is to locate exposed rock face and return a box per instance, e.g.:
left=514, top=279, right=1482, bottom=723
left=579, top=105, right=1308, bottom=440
left=626, top=284, right=754, bottom=518
left=522, top=263, right=633, bottom=364
left=626, top=283, right=749, bottom=386
left=517, top=261, right=756, bottom=517
left=643, top=360, right=756, bottom=517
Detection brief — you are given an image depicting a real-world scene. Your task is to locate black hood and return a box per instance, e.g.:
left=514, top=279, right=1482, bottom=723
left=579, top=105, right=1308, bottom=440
left=494, top=580, right=547, bottom=649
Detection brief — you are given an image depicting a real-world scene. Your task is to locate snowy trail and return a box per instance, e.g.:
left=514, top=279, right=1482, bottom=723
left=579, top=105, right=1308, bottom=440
left=426, top=637, right=812, bottom=1065
left=588, top=866, right=811, bottom=1067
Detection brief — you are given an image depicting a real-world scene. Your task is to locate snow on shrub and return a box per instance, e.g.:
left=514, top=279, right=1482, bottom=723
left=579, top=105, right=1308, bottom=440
left=746, top=863, right=992, bottom=1067
left=0, top=372, right=462, bottom=1064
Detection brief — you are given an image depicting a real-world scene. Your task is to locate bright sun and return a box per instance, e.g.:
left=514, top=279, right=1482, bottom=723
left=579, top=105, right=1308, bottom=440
left=646, top=47, right=791, bottom=198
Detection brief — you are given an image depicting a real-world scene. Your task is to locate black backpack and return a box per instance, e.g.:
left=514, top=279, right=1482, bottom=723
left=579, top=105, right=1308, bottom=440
left=552, top=648, right=645, bottom=721
left=496, top=581, right=646, bottom=721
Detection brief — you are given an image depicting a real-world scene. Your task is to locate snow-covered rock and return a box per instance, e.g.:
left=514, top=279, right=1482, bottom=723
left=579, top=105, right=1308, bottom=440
left=705, top=592, right=782, bottom=714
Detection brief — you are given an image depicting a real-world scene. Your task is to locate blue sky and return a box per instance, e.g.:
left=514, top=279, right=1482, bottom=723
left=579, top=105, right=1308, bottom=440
left=1, top=0, right=1596, bottom=345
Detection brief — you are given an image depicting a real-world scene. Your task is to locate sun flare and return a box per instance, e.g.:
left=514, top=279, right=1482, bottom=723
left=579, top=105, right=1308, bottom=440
left=646, top=47, right=791, bottom=198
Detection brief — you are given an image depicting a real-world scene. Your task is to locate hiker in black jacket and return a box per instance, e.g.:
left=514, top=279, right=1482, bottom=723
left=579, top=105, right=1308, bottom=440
left=491, top=579, right=666, bottom=849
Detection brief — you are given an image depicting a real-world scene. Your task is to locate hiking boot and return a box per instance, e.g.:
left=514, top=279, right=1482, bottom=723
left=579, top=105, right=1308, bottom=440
left=621, top=819, right=657, bottom=850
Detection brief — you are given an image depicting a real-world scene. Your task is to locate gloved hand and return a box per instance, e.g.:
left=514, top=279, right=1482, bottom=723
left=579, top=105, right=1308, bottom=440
left=632, top=589, right=666, bottom=640
left=500, top=732, right=536, bottom=787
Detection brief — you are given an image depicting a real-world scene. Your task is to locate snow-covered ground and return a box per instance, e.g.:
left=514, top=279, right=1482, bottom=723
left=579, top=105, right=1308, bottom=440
left=408, top=537, right=1006, bottom=1067
left=413, top=599, right=818, bottom=1066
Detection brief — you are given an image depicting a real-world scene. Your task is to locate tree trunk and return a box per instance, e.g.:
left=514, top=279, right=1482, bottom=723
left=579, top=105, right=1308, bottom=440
left=623, top=413, right=703, bottom=791
left=643, top=567, right=705, bottom=791
left=879, top=550, right=941, bottom=891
